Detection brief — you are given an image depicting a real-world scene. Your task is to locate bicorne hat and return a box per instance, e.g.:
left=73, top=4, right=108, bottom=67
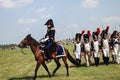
left=44, top=19, right=54, bottom=27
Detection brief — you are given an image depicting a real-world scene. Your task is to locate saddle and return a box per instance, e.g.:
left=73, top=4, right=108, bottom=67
left=40, top=41, right=58, bottom=59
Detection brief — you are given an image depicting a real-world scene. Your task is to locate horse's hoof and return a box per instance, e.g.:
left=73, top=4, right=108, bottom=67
left=52, top=72, right=55, bottom=76
left=49, top=74, right=52, bottom=78
left=66, top=74, right=69, bottom=77
left=33, top=77, right=36, bottom=80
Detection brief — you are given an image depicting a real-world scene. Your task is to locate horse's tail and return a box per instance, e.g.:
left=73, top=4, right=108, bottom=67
left=65, top=49, right=80, bottom=67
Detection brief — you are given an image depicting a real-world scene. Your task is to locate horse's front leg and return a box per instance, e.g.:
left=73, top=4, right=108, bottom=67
left=42, top=62, right=51, bottom=77
left=34, top=62, right=41, bottom=80
left=52, top=58, right=61, bottom=76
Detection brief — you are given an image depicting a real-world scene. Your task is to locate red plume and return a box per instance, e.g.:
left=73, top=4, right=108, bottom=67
left=87, top=30, right=91, bottom=37
left=106, top=26, right=109, bottom=32
left=97, top=28, right=101, bottom=34
left=81, top=30, right=85, bottom=36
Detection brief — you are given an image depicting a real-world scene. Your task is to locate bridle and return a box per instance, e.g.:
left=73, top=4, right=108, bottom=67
left=20, top=48, right=28, bottom=54
left=20, top=38, right=30, bottom=54
left=21, top=40, right=28, bottom=48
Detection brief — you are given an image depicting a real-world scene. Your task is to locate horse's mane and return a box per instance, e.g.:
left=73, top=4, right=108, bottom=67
left=29, top=36, right=39, bottom=46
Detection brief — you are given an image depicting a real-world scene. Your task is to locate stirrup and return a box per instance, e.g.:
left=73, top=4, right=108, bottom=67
left=42, top=50, right=44, bottom=53
left=45, top=59, right=52, bottom=64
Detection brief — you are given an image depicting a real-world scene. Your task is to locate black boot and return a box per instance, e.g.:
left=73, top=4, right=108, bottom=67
left=44, top=49, right=51, bottom=59
left=103, top=56, right=105, bottom=64
left=106, top=57, right=109, bottom=65
left=94, top=58, right=98, bottom=66
left=104, top=57, right=108, bottom=65
left=97, top=57, right=100, bottom=66
left=76, top=59, right=80, bottom=67
left=79, top=59, right=81, bottom=66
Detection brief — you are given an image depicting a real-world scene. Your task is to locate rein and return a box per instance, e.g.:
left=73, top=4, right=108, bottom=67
left=19, top=35, right=40, bottom=55
left=20, top=48, right=28, bottom=54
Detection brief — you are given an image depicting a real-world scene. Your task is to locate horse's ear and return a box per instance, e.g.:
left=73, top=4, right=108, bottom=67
left=28, top=34, right=31, bottom=36
left=27, top=34, right=31, bottom=38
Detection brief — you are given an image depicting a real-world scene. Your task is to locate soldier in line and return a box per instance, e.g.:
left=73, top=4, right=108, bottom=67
left=110, top=30, right=120, bottom=64
left=73, top=30, right=85, bottom=66
left=101, top=26, right=110, bottom=65
left=91, top=28, right=101, bottom=66
left=83, top=30, right=91, bottom=67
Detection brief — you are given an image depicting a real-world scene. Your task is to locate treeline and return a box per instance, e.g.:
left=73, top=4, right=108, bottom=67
left=0, top=44, right=18, bottom=50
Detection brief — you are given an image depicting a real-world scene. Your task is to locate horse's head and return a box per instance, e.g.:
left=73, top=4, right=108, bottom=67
left=18, top=34, right=31, bottom=48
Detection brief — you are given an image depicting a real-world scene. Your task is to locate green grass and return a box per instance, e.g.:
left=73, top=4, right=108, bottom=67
left=0, top=45, right=120, bottom=80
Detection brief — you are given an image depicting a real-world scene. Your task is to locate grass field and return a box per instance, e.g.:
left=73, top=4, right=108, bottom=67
left=0, top=45, right=120, bottom=80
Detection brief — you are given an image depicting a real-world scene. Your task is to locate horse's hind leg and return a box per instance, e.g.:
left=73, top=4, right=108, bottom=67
left=34, top=62, right=41, bottom=80
left=42, top=62, right=51, bottom=77
left=62, top=57, right=69, bottom=76
left=52, top=58, right=61, bottom=76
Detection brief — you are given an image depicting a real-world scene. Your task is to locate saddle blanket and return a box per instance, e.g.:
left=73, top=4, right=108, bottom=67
left=56, top=45, right=66, bottom=57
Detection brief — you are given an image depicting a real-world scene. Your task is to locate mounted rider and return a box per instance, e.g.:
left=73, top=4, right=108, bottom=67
left=40, top=19, right=57, bottom=59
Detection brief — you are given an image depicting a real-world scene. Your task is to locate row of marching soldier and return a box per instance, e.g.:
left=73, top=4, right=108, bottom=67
left=73, top=26, right=120, bottom=67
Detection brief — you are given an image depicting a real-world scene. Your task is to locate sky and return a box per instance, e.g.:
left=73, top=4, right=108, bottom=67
left=0, top=0, right=120, bottom=44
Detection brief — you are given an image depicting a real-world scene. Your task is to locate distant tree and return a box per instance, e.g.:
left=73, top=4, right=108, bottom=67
left=0, top=44, right=18, bottom=50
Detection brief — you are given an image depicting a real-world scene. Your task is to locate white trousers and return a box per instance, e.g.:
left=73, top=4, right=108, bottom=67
left=75, top=51, right=81, bottom=59
left=84, top=52, right=91, bottom=67
left=102, top=47, right=109, bottom=57
left=94, top=49, right=100, bottom=58
left=112, top=44, right=120, bottom=64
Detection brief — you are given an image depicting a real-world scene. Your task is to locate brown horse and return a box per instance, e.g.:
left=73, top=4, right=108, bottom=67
left=18, top=34, right=79, bottom=80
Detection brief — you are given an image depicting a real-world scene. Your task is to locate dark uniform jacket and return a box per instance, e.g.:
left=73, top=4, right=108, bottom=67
left=45, top=27, right=55, bottom=41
